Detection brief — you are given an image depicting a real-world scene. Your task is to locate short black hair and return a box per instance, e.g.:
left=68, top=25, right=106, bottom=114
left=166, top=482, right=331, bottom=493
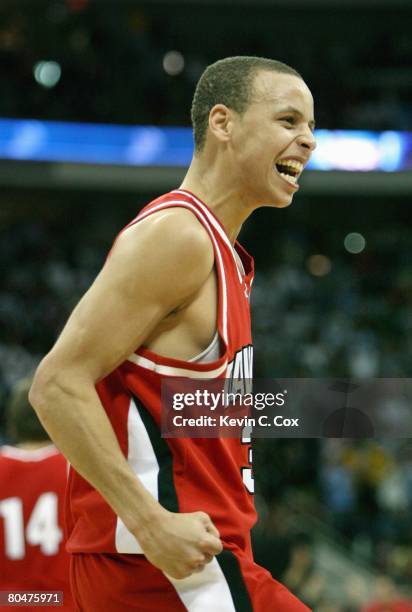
left=191, top=56, right=302, bottom=152
left=6, top=377, right=49, bottom=443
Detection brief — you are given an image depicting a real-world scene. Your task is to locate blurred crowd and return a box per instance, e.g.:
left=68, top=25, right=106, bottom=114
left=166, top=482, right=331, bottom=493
left=253, top=438, right=412, bottom=610
left=1, top=0, right=412, bottom=130
left=252, top=230, right=412, bottom=379
left=250, top=223, right=412, bottom=606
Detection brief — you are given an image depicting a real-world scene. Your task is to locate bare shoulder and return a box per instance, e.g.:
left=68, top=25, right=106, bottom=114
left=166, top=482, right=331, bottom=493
left=119, top=207, right=213, bottom=258
left=33, top=207, right=216, bottom=383
left=111, top=207, right=215, bottom=294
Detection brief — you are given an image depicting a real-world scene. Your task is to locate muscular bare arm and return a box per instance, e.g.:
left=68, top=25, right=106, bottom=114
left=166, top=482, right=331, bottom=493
left=29, top=208, right=222, bottom=579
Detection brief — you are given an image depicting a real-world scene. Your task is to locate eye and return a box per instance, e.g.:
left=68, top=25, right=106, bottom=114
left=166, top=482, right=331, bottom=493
left=280, top=116, right=295, bottom=126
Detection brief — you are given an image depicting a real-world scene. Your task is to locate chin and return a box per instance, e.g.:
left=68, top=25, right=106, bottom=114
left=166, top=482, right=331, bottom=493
left=265, top=193, right=294, bottom=209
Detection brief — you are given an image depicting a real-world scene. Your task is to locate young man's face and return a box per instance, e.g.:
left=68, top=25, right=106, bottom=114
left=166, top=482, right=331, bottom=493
left=229, top=70, right=316, bottom=208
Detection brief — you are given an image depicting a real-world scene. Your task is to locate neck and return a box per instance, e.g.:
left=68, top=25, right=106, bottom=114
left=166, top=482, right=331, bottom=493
left=180, top=154, right=256, bottom=244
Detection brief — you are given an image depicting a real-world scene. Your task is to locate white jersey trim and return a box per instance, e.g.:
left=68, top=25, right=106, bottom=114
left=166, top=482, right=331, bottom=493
left=0, top=444, right=59, bottom=462
left=127, top=352, right=228, bottom=379
left=115, top=397, right=159, bottom=553
left=166, top=557, right=236, bottom=612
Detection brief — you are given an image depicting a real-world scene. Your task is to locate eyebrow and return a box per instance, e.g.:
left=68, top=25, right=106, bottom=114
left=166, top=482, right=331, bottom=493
left=277, top=106, right=316, bottom=131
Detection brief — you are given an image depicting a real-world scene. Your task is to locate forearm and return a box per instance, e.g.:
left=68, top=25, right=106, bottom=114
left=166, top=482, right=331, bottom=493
left=29, top=368, right=163, bottom=535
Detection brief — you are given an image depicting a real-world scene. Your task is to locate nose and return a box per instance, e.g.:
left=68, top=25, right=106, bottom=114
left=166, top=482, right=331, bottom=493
left=297, top=127, right=317, bottom=152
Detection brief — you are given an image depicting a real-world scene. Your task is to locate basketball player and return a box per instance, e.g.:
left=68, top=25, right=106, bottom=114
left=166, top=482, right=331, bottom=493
left=29, top=56, right=316, bottom=611
left=0, top=378, right=74, bottom=610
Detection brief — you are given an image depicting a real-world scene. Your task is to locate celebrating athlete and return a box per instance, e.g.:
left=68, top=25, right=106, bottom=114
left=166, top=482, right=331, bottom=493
left=30, top=56, right=316, bottom=611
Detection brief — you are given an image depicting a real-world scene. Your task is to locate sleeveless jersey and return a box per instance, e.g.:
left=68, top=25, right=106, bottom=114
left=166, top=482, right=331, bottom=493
left=0, top=445, right=74, bottom=610
left=66, top=189, right=256, bottom=557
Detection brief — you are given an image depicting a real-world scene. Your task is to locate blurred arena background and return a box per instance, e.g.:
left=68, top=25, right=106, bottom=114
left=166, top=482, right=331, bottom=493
left=0, top=0, right=411, bottom=610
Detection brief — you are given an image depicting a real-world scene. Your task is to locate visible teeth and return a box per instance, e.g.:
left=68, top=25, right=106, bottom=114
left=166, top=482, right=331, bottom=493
left=279, top=172, right=297, bottom=185
left=277, top=159, right=304, bottom=174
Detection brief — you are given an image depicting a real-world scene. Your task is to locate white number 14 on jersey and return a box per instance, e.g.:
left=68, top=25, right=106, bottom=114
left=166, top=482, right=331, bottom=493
left=0, top=492, right=62, bottom=559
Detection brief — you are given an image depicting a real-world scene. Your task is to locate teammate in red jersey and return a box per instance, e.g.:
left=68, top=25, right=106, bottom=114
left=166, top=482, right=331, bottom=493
left=0, top=378, right=74, bottom=610
left=30, top=56, right=316, bottom=611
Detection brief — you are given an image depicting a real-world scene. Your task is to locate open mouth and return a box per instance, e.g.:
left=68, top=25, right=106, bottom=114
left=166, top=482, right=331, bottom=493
left=274, top=159, right=303, bottom=188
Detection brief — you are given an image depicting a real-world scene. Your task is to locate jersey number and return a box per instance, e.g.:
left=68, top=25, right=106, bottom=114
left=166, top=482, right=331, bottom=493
left=0, top=493, right=62, bottom=559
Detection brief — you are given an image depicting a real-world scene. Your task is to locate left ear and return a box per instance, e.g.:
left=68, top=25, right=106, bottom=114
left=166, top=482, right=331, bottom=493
left=208, top=104, right=234, bottom=145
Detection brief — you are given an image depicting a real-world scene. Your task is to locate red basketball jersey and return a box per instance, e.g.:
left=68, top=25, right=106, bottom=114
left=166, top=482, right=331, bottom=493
left=0, top=444, right=73, bottom=609
left=66, top=189, right=256, bottom=558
